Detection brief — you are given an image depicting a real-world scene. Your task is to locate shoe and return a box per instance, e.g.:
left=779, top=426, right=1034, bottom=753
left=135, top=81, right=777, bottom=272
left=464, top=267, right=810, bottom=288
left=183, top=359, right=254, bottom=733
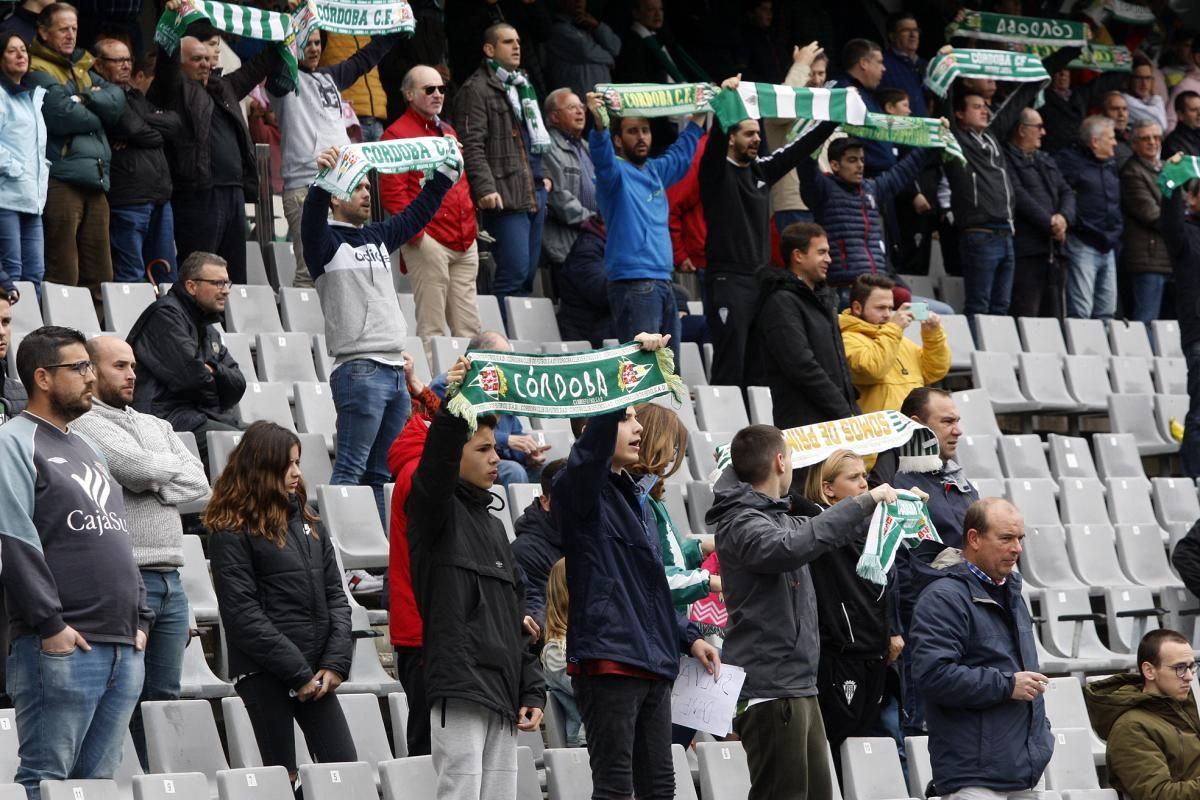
left=347, top=569, right=384, bottom=593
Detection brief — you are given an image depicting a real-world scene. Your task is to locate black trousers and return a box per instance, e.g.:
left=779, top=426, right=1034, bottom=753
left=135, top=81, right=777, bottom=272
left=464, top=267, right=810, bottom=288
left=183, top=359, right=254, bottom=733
left=236, top=672, right=357, bottom=774
left=816, top=652, right=889, bottom=766
left=704, top=270, right=759, bottom=387
left=573, top=673, right=674, bottom=800
left=172, top=187, right=248, bottom=284
left=1010, top=253, right=1062, bottom=319
left=393, top=646, right=432, bottom=756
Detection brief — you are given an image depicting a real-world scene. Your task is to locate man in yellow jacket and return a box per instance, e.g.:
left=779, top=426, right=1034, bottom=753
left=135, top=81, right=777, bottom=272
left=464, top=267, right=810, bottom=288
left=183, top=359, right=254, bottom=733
left=839, top=273, right=951, bottom=413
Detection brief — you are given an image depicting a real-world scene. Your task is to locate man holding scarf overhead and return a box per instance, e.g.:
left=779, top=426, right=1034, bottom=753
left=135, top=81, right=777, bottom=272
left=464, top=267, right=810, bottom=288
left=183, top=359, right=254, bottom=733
left=454, top=23, right=549, bottom=315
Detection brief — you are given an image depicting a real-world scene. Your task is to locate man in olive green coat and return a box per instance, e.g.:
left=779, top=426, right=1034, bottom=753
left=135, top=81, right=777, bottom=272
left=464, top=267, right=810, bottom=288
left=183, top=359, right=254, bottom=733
left=1085, top=629, right=1200, bottom=800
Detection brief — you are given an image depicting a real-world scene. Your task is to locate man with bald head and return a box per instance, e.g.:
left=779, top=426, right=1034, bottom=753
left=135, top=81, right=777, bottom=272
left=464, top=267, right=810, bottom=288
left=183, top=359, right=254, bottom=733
left=379, top=64, right=481, bottom=344
left=269, top=27, right=397, bottom=287
left=910, top=498, right=1054, bottom=800
left=542, top=87, right=596, bottom=268
left=147, top=2, right=284, bottom=284
left=72, top=335, right=210, bottom=765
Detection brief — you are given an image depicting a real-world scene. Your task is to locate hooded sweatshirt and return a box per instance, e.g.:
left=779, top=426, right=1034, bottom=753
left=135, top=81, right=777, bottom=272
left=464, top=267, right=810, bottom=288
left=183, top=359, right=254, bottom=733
left=838, top=310, right=951, bottom=414
left=705, top=466, right=875, bottom=699
left=1085, top=673, right=1200, bottom=800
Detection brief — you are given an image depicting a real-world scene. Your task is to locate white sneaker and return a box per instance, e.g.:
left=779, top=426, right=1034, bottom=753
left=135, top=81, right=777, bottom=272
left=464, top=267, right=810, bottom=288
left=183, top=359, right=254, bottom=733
left=347, top=569, right=384, bottom=593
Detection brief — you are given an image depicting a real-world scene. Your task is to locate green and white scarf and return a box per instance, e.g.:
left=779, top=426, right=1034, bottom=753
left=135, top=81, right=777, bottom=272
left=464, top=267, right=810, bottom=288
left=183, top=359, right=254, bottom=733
left=314, top=137, right=462, bottom=200
left=925, top=48, right=1051, bottom=98
left=445, top=342, right=686, bottom=430
left=857, top=490, right=941, bottom=585
left=1013, top=42, right=1133, bottom=72
left=713, top=409, right=942, bottom=476
left=1090, top=0, right=1156, bottom=25
left=1158, top=156, right=1200, bottom=198
left=840, top=112, right=966, bottom=164
left=489, top=59, right=552, bottom=155
left=593, top=82, right=867, bottom=128
left=946, top=11, right=1087, bottom=47
left=154, top=0, right=415, bottom=88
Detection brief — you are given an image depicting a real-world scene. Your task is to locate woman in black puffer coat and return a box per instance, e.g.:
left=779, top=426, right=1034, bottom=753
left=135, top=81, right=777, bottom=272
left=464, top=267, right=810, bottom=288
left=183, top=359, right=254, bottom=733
left=206, top=421, right=356, bottom=781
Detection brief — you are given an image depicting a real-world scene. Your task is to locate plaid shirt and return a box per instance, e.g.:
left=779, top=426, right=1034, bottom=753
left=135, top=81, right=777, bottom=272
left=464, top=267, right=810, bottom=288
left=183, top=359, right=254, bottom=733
left=965, top=560, right=1006, bottom=587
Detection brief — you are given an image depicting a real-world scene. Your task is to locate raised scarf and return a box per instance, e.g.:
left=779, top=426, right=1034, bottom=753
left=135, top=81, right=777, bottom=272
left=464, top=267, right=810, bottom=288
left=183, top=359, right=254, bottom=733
left=1090, top=0, right=1156, bottom=25
left=1159, top=155, right=1200, bottom=198
left=925, top=48, right=1051, bottom=98
left=445, top=341, right=686, bottom=430
left=593, top=82, right=867, bottom=128
left=639, top=30, right=710, bottom=84
left=1012, top=42, right=1132, bottom=72
left=488, top=59, right=552, bottom=155
left=840, top=112, right=966, bottom=164
left=946, top=11, right=1087, bottom=47
left=314, top=137, right=463, bottom=200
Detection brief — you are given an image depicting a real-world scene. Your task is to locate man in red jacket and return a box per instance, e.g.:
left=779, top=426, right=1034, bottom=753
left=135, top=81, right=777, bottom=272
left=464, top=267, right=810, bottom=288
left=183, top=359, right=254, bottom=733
left=380, top=64, right=482, bottom=343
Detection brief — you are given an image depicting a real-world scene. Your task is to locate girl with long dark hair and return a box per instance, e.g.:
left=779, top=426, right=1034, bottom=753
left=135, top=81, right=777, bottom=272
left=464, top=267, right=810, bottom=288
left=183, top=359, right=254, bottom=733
left=205, top=421, right=356, bottom=780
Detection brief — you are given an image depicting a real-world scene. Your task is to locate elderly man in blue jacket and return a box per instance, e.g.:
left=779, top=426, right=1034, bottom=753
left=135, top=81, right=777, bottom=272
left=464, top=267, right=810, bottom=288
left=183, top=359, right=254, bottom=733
left=909, top=497, right=1054, bottom=800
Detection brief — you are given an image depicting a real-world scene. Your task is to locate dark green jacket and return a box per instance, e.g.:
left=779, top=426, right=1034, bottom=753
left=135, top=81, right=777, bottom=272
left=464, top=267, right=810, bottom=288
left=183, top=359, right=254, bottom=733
left=26, top=40, right=123, bottom=191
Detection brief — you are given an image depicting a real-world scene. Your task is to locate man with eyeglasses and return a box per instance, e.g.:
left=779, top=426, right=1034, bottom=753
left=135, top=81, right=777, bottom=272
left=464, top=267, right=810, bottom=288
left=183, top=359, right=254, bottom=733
left=1004, top=107, right=1075, bottom=318
left=879, top=11, right=927, bottom=118
left=1085, top=629, right=1200, bottom=800
left=125, top=251, right=246, bottom=470
left=1120, top=119, right=1169, bottom=322
left=380, top=65, right=482, bottom=343
left=910, top=497, right=1055, bottom=800
left=0, top=325, right=151, bottom=800
left=541, top=87, right=597, bottom=270
left=269, top=27, right=397, bottom=288
left=92, top=39, right=181, bottom=284
left=1123, top=59, right=1167, bottom=131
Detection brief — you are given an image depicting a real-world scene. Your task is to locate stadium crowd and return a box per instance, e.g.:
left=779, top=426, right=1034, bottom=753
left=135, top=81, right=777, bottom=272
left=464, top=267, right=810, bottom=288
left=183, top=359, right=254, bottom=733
left=3, top=0, right=1200, bottom=799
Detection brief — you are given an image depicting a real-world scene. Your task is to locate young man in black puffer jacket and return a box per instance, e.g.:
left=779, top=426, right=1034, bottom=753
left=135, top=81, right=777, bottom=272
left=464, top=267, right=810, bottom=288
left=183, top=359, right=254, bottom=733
left=407, top=356, right=544, bottom=800
left=511, top=458, right=566, bottom=630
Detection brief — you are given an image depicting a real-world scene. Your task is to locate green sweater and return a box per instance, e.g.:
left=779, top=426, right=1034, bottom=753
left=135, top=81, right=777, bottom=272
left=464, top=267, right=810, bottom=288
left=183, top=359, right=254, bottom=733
left=648, top=495, right=710, bottom=612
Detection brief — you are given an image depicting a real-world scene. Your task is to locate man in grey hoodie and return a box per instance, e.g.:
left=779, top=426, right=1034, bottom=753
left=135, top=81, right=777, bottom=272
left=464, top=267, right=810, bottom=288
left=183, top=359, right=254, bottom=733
left=706, top=423, right=900, bottom=800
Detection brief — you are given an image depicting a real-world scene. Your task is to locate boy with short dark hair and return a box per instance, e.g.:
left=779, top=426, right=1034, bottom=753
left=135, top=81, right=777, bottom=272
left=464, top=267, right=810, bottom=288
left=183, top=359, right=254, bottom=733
left=407, top=356, right=544, bottom=800
left=707, top=423, right=896, bottom=799
left=552, top=333, right=720, bottom=799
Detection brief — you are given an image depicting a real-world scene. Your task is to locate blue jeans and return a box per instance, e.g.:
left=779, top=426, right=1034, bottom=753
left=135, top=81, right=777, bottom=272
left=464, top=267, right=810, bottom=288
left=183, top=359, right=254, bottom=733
left=330, top=359, right=411, bottom=522
left=484, top=187, right=547, bottom=311
left=8, top=636, right=145, bottom=800
left=545, top=669, right=585, bottom=747
left=1183, top=341, right=1200, bottom=479
left=130, top=570, right=190, bottom=768
left=1131, top=273, right=1168, bottom=323
left=960, top=231, right=1015, bottom=316
left=0, top=209, right=44, bottom=293
left=607, top=279, right=682, bottom=365
left=109, top=202, right=177, bottom=283
left=1064, top=236, right=1116, bottom=319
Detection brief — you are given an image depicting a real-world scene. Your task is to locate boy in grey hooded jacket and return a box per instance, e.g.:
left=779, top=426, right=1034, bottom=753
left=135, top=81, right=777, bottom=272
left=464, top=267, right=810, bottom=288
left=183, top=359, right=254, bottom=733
left=706, top=423, right=898, bottom=800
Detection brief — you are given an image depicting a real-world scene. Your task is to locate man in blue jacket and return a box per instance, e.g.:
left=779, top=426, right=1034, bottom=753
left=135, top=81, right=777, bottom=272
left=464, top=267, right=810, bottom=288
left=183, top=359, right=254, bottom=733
left=552, top=334, right=720, bottom=800
left=583, top=87, right=725, bottom=363
left=1054, top=115, right=1123, bottom=320
left=910, top=497, right=1054, bottom=800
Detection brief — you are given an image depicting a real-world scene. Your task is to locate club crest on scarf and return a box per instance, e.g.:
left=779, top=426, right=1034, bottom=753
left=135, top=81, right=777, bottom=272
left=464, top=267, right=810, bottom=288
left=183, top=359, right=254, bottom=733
left=616, top=357, right=652, bottom=393
left=470, top=363, right=509, bottom=400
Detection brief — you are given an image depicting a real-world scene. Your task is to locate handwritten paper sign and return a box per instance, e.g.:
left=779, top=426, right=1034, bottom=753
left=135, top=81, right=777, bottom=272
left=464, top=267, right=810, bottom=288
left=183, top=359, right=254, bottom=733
left=670, top=657, right=746, bottom=736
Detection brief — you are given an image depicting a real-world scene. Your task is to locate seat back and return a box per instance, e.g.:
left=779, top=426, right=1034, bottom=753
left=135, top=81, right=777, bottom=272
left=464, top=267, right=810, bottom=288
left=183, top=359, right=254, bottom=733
left=679, top=341, right=708, bottom=386
left=1151, top=319, right=1183, bottom=358
left=1064, top=523, right=1130, bottom=587
left=1059, top=478, right=1109, bottom=526
left=378, top=756, right=437, bottom=800
left=970, top=351, right=1031, bottom=412
left=133, top=773, right=211, bottom=800
left=1104, top=585, right=1162, bottom=652
left=505, top=297, right=562, bottom=342
left=1064, top=319, right=1111, bottom=357
left=1109, top=320, right=1153, bottom=359
left=386, top=693, right=410, bottom=759
left=142, top=700, right=230, bottom=794
left=236, top=382, right=295, bottom=431
left=0, top=710, right=17, bottom=782
left=974, top=314, right=1023, bottom=365
left=1021, top=525, right=1084, bottom=590
left=180, top=535, right=218, bottom=623
left=102, top=282, right=157, bottom=335
left=220, top=697, right=262, bottom=769
left=335, top=694, right=393, bottom=769
left=43, top=282, right=100, bottom=334
left=39, top=781, right=119, bottom=800
left=1108, top=394, right=1175, bottom=456
left=516, top=747, right=541, bottom=800
left=317, top=485, right=389, bottom=570
left=430, top=336, right=471, bottom=374
left=694, top=742, right=750, bottom=800
left=1018, top=317, right=1068, bottom=357
left=1094, top=433, right=1147, bottom=481
left=687, top=432, right=734, bottom=481
left=296, top=763, right=374, bottom=800
left=839, top=738, right=909, bottom=800
left=293, top=382, right=336, bottom=450
left=1109, top=356, right=1155, bottom=394
left=1062, top=354, right=1110, bottom=411
left=1043, top=678, right=1092, bottom=731
left=278, top=288, right=324, bottom=335
left=998, top=435, right=1052, bottom=480
left=1106, top=478, right=1156, bottom=525
left=952, top=389, right=1002, bottom=438
left=956, top=435, right=1003, bottom=480
left=215, top=768, right=292, bottom=800
left=904, top=737, right=932, bottom=800
left=1115, top=524, right=1180, bottom=588
left=1043, top=729, right=1101, bottom=791
left=476, top=295, right=505, bottom=334
left=270, top=243, right=297, bottom=290
left=256, top=333, right=318, bottom=385
left=9, top=280, right=43, bottom=335
left=694, top=386, right=750, bottom=432
left=746, top=386, right=773, bottom=425
left=220, top=333, right=259, bottom=383
left=1153, top=357, right=1187, bottom=395
left=671, top=744, right=698, bottom=800
left=1006, top=479, right=1062, bottom=527
left=1047, top=435, right=1098, bottom=481
left=225, top=285, right=282, bottom=333
left=544, top=748, right=592, bottom=800
left=687, top=481, right=716, bottom=535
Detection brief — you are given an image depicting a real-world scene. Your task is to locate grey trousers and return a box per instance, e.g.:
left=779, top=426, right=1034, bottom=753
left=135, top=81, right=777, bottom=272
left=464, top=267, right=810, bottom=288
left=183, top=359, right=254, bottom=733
left=430, top=698, right=518, bottom=800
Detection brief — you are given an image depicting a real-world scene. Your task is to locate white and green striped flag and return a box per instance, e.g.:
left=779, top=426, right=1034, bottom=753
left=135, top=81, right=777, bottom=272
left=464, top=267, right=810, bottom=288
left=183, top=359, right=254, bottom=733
left=925, top=48, right=1050, bottom=98
left=946, top=10, right=1087, bottom=47
left=709, top=82, right=867, bottom=128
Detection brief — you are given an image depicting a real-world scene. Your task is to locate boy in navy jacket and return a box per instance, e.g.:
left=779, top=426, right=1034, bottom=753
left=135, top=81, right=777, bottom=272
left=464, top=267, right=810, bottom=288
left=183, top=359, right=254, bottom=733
left=552, top=332, right=720, bottom=799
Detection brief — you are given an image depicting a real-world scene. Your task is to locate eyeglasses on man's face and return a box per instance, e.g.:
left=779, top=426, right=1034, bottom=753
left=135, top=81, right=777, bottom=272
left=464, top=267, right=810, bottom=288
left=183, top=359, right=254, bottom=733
left=1167, top=660, right=1199, bottom=678
left=191, top=278, right=233, bottom=289
left=44, top=360, right=95, bottom=376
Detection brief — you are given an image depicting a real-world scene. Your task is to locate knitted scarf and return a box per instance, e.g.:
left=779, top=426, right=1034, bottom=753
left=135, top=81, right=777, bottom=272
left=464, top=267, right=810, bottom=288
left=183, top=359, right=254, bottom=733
left=445, top=342, right=686, bottom=430
left=1159, top=155, right=1200, bottom=198
left=712, top=409, right=942, bottom=477
left=314, top=137, right=463, bottom=200
left=1012, top=42, right=1132, bottom=72
left=488, top=59, right=551, bottom=155
left=155, top=0, right=414, bottom=88
left=839, top=112, right=966, bottom=164
left=594, top=82, right=867, bottom=128
left=1090, top=0, right=1156, bottom=25
left=856, top=490, right=941, bottom=585
left=946, top=11, right=1087, bottom=47
left=925, top=48, right=1051, bottom=98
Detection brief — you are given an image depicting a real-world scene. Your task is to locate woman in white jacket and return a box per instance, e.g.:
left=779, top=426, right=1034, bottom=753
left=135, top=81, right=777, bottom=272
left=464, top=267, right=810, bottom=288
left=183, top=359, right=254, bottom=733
left=0, top=31, right=47, bottom=300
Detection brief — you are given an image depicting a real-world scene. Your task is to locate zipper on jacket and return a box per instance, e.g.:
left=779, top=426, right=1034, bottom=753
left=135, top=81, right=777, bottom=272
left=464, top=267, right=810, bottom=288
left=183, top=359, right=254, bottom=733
left=841, top=603, right=856, bottom=643
left=859, top=188, right=877, bottom=273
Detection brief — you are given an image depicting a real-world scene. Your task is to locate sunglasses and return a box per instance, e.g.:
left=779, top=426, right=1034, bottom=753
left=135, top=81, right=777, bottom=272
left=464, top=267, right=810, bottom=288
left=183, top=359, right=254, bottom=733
left=422, top=85, right=446, bottom=96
